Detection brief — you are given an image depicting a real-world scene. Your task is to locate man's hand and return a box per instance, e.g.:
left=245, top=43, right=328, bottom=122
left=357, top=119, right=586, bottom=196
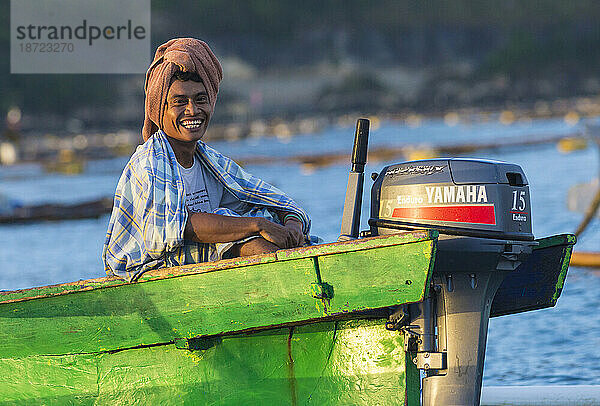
left=257, top=218, right=304, bottom=249
left=284, top=218, right=306, bottom=247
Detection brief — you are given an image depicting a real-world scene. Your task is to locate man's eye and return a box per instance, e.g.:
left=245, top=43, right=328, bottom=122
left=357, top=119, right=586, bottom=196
left=197, top=96, right=208, bottom=103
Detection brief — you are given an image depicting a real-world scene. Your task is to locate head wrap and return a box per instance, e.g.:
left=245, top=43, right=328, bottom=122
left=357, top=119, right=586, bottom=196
left=142, top=38, right=223, bottom=142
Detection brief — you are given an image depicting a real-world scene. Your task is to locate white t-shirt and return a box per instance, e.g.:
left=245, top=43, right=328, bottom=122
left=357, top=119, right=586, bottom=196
left=178, top=156, right=249, bottom=215
left=178, top=156, right=257, bottom=259
left=178, top=157, right=212, bottom=213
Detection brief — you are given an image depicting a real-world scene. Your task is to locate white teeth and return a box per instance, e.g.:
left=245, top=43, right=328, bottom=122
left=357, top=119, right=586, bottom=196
left=181, top=119, right=204, bottom=129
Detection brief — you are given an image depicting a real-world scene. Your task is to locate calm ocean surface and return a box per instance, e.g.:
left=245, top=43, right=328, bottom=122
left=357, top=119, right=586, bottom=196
left=1, top=117, right=598, bottom=386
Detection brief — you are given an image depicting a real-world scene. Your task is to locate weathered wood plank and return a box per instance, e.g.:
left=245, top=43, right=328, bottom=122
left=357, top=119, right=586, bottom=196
left=0, top=255, right=279, bottom=304
left=0, top=232, right=436, bottom=359
left=276, top=230, right=436, bottom=260
left=317, top=241, right=435, bottom=314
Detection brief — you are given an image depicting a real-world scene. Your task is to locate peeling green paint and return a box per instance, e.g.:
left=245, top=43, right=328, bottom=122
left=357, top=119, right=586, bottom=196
left=276, top=231, right=437, bottom=261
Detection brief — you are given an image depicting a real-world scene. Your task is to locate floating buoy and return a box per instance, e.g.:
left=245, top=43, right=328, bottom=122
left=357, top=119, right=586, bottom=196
left=499, top=110, right=515, bottom=125
left=564, top=111, right=580, bottom=126
left=444, top=112, right=460, bottom=126
left=557, top=136, right=588, bottom=153
left=405, top=114, right=422, bottom=128
left=273, top=123, right=292, bottom=140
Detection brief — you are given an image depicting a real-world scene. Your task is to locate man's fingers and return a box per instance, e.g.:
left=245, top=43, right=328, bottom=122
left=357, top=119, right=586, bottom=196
left=283, top=221, right=305, bottom=247
left=260, top=219, right=306, bottom=249
left=295, top=230, right=305, bottom=246
left=260, top=222, right=291, bottom=249
left=286, top=228, right=297, bottom=248
left=292, top=231, right=303, bottom=247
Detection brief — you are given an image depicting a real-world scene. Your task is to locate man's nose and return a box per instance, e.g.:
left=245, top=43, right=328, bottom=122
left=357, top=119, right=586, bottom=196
left=185, top=100, right=198, bottom=115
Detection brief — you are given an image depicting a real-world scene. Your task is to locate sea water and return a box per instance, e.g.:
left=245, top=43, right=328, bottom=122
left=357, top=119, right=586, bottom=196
left=0, top=117, right=598, bottom=386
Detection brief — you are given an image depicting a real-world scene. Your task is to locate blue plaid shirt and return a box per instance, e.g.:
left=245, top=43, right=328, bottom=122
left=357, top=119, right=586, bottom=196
left=102, top=131, right=310, bottom=281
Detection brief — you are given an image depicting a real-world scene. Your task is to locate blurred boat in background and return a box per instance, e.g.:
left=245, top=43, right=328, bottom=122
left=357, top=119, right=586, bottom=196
left=0, top=196, right=112, bottom=224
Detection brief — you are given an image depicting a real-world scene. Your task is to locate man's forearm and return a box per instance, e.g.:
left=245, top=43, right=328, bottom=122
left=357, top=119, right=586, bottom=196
left=185, top=211, right=304, bottom=249
left=184, top=212, right=261, bottom=243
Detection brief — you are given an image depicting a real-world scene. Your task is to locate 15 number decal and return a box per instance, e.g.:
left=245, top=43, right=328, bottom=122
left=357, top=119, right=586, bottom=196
left=511, top=190, right=526, bottom=211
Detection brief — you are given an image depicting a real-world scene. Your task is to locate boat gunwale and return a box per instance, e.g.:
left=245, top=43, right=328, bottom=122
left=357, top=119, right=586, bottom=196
left=0, top=230, right=437, bottom=304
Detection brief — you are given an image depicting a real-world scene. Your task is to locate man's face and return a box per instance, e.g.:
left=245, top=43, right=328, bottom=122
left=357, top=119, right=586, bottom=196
left=162, top=80, right=211, bottom=143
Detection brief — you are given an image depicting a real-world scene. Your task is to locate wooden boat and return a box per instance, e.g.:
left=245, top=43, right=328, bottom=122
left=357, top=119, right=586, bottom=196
left=0, top=197, right=112, bottom=224
left=0, top=232, right=437, bottom=404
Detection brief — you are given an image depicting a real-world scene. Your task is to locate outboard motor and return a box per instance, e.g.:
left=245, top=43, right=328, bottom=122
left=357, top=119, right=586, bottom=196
left=370, top=158, right=536, bottom=405
left=339, top=119, right=575, bottom=405
left=367, top=157, right=575, bottom=406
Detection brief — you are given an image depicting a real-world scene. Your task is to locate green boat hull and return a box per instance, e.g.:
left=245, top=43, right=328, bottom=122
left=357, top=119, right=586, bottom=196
left=1, top=319, right=419, bottom=404
left=0, top=232, right=436, bottom=405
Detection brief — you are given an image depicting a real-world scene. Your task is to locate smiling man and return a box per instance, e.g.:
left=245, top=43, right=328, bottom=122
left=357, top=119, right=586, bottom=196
left=102, top=38, right=310, bottom=282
